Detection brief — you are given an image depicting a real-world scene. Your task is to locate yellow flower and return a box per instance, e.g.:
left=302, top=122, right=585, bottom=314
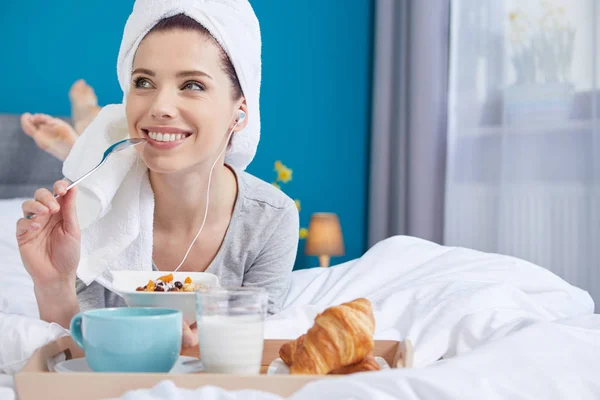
left=271, top=181, right=281, bottom=190
left=277, top=166, right=293, bottom=183
left=294, top=199, right=301, bottom=212
left=274, top=160, right=283, bottom=171
left=299, top=228, right=308, bottom=239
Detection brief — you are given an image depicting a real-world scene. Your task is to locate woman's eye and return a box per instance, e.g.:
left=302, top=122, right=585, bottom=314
left=134, top=78, right=152, bottom=89
left=182, top=81, right=205, bottom=91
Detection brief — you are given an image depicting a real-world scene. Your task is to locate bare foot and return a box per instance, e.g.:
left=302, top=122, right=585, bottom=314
left=69, top=79, right=101, bottom=134
left=21, top=113, right=77, bottom=161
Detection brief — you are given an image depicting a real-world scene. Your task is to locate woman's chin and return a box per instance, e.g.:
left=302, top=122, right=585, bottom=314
left=141, top=156, right=187, bottom=175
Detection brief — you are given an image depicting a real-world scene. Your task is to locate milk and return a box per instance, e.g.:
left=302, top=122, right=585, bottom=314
left=198, top=314, right=264, bottom=374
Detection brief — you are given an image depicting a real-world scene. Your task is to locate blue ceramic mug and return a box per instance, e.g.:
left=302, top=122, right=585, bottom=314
left=69, top=307, right=182, bottom=373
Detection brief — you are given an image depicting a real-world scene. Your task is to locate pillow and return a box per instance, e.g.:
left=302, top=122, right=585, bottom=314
left=0, top=198, right=38, bottom=318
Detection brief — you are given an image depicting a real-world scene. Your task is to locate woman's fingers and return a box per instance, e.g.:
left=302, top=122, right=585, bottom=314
left=182, top=321, right=199, bottom=348
left=34, top=188, right=60, bottom=213
left=53, top=180, right=70, bottom=196
left=16, top=218, right=41, bottom=243
left=60, top=186, right=80, bottom=237
left=22, top=200, right=50, bottom=217
left=20, top=180, right=74, bottom=223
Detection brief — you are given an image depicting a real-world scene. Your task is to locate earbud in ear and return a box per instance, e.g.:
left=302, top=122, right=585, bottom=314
left=237, top=110, right=246, bottom=123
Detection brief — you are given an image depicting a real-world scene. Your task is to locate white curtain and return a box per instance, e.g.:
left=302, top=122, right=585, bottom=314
left=445, top=0, right=600, bottom=309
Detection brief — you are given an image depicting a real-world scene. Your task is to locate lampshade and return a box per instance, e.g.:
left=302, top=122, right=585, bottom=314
left=305, top=213, right=345, bottom=256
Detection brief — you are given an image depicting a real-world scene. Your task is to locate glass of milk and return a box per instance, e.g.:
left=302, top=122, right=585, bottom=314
left=195, top=286, right=268, bottom=374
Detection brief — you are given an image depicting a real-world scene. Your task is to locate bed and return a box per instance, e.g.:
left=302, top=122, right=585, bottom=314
left=1, top=114, right=599, bottom=399
left=0, top=113, right=67, bottom=400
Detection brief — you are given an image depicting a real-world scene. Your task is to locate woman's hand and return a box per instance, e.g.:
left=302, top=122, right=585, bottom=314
left=182, top=321, right=199, bottom=348
left=16, top=180, right=81, bottom=327
left=17, top=180, right=81, bottom=287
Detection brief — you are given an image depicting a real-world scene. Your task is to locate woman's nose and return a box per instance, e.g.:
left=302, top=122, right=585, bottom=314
left=150, top=90, right=177, bottom=120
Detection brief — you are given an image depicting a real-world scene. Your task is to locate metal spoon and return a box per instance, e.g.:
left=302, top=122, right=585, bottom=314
left=26, top=138, right=146, bottom=219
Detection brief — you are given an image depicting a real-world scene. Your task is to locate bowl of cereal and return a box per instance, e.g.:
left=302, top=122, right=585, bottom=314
left=110, top=271, right=220, bottom=324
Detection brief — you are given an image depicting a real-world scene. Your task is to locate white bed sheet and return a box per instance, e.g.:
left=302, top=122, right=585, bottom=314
left=1, top=191, right=598, bottom=399
left=0, top=198, right=38, bottom=318
left=267, top=235, right=593, bottom=366
left=0, top=374, right=15, bottom=400
left=0, top=198, right=22, bottom=400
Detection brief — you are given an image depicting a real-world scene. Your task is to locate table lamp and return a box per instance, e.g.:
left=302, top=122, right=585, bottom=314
left=305, top=212, right=345, bottom=268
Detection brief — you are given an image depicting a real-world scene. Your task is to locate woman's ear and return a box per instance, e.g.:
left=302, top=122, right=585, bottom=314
left=233, top=98, right=249, bottom=132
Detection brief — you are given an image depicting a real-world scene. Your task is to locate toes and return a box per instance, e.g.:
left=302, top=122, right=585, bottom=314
left=31, top=113, right=52, bottom=125
left=70, top=79, right=97, bottom=103
left=46, top=117, right=60, bottom=126
left=70, top=79, right=86, bottom=91
left=21, top=113, right=36, bottom=137
left=21, top=113, right=32, bottom=125
left=70, top=79, right=90, bottom=96
left=40, top=119, right=77, bottom=142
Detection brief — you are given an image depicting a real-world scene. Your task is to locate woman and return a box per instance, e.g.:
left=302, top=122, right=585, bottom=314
left=15, top=2, right=299, bottom=347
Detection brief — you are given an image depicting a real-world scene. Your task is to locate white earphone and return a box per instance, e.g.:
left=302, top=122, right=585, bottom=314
left=237, top=110, right=246, bottom=123
left=169, top=109, right=245, bottom=272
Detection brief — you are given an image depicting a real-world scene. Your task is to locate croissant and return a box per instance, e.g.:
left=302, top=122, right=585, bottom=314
left=279, top=334, right=305, bottom=366
left=282, top=340, right=380, bottom=375
left=329, top=353, right=380, bottom=374
left=282, top=340, right=380, bottom=374
left=289, top=298, right=375, bottom=375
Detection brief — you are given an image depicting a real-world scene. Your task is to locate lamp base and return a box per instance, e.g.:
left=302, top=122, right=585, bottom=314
left=318, top=255, right=330, bottom=268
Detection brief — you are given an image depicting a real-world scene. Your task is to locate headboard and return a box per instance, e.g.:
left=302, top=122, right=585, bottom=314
left=0, top=114, right=66, bottom=199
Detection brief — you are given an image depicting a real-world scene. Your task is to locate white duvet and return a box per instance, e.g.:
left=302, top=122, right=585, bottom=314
left=1, top=232, right=599, bottom=399
left=114, top=236, right=600, bottom=399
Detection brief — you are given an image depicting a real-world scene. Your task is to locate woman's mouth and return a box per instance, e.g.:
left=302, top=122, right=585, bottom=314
left=141, top=128, right=193, bottom=149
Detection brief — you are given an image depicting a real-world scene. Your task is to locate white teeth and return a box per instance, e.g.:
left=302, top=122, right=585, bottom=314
left=146, top=131, right=188, bottom=142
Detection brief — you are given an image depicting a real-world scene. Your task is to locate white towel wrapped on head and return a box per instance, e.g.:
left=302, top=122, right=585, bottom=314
left=62, top=0, right=262, bottom=288
left=117, top=0, right=262, bottom=170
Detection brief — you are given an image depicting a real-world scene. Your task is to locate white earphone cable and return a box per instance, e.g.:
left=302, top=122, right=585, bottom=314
left=164, top=115, right=241, bottom=272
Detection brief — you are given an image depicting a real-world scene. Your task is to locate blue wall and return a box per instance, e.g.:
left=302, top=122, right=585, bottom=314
left=0, top=0, right=374, bottom=269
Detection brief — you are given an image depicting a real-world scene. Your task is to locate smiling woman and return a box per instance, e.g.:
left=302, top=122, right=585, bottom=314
left=15, top=2, right=299, bottom=348
left=126, top=16, right=246, bottom=175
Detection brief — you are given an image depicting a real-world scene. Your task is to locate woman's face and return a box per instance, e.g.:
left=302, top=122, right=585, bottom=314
left=126, top=29, right=246, bottom=174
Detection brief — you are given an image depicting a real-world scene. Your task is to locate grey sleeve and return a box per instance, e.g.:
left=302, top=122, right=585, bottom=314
left=242, top=204, right=299, bottom=315
left=76, top=278, right=127, bottom=311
